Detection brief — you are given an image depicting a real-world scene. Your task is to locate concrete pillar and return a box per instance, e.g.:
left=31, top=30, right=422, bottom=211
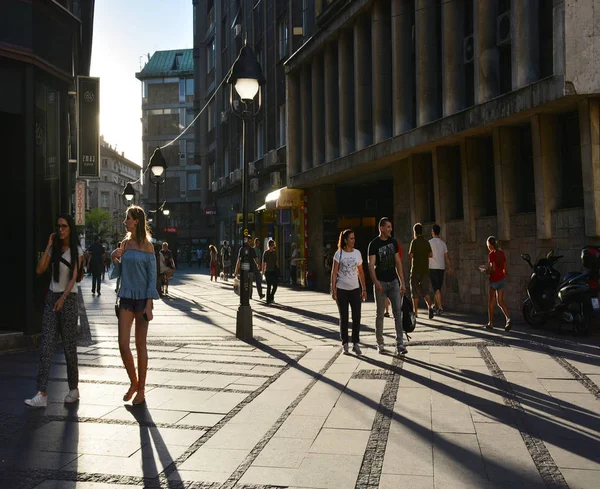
left=300, top=64, right=312, bottom=172
left=492, top=127, right=519, bottom=242
left=442, top=0, right=465, bottom=116
left=474, top=0, right=499, bottom=104
left=372, top=0, right=392, bottom=142
left=324, top=42, right=340, bottom=161
left=286, top=72, right=302, bottom=177
left=393, top=159, right=414, bottom=244
left=354, top=14, right=372, bottom=149
left=512, top=0, right=539, bottom=89
left=338, top=29, right=355, bottom=155
left=531, top=114, right=560, bottom=240
left=410, top=153, right=434, bottom=223
left=392, top=0, right=415, bottom=135
left=579, top=99, right=600, bottom=237
left=462, top=138, right=479, bottom=242
left=415, top=0, right=439, bottom=125
left=311, top=54, right=325, bottom=166
left=307, top=186, right=337, bottom=291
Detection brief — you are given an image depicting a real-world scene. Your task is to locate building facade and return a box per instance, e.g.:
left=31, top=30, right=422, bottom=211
left=194, top=0, right=306, bottom=282
left=0, top=0, right=95, bottom=333
left=83, top=136, right=142, bottom=248
left=285, top=0, right=600, bottom=314
left=136, top=49, right=207, bottom=264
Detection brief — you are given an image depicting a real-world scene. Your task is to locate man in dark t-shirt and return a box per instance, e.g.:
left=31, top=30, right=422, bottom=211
left=367, top=217, right=407, bottom=355
left=88, top=236, right=105, bottom=295
left=408, top=223, right=434, bottom=320
left=234, top=237, right=264, bottom=300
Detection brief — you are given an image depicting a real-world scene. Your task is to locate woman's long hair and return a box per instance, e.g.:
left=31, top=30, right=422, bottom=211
left=125, top=205, right=152, bottom=245
left=487, top=236, right=500, bottom=251
left=209, top=244, right=217, bottom=254
left=52, top=214, right=81, bottom=283
left=337, top=229, right=354, bottom=251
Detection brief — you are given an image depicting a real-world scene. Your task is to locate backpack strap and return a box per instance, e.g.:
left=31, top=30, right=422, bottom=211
left=60, top=257, right=73, bottom=270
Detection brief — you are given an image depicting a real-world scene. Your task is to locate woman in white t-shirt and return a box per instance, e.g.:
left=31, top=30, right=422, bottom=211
left=331, top=229, right=367, bottom=355
left=25, top=214, right=84, bottom=408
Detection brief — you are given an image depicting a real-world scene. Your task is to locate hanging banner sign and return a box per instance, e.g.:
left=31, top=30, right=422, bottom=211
left=77, top=76, right=100, bottom=178
left=75, top=180, right=86, bottom=226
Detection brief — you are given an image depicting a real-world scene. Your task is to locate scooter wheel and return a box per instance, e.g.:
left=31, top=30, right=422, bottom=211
left=523, top=300, right=546, bottom=327
left=574, top=302, right=592, bottom=336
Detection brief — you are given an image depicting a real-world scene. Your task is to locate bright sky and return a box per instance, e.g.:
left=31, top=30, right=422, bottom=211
left=90, top=0, right=193, bottom=167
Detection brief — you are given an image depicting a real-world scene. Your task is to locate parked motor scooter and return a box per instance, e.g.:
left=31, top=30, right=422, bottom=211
left=521, top=247, right=600, bottom=334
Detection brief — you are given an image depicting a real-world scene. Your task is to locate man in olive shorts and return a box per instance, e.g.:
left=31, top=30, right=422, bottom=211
left=408, top=223, right=434, bottom=319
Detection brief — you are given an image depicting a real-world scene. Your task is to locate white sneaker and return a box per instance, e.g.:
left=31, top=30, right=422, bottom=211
left=25, top=392, right=47, bottom=407
left=64, top=388, right=80, bottom=403
left=396, top=345, right=408, bottom=356
left=342, top=343, right=349, bottom=354
left=378, top=344, right=386, bottom=354
left=352, top=343, right=362, bottom=355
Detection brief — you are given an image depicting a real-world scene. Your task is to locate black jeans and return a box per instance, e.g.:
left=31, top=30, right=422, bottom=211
left=265, top=270, right=278, bottom=303
left=91, top=264, right=103, bottom=293
left=336, top=287, right=362, bottom=344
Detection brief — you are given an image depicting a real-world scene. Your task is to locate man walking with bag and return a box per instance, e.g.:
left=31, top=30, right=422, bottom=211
left=367, top=217, right=408, bottom=355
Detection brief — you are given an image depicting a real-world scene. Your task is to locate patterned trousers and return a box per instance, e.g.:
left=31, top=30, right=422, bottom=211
left=36, top=291, right=79, bottom=392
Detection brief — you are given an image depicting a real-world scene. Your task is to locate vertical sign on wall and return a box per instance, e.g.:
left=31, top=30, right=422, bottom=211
left=75, top=180, right=86, bottom=227
left=77, top=76, right=100, bottom=178
left=45, top=88, right=60, bottom=179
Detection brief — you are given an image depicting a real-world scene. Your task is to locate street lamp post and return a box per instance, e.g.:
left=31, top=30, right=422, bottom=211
left=227, top=44, right=265, bottom=340
left=148, top=147, right=167, bottom=241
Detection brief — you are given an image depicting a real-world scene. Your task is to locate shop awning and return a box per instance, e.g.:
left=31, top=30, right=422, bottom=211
left=255, top=203, right=267, bottom=212
left=265, top=187, right=304, bottom=210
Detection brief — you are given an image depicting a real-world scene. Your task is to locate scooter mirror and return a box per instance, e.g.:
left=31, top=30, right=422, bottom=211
left=521, top=253, right=531, bottom=262
left=546, top=250, right=554, bottom=259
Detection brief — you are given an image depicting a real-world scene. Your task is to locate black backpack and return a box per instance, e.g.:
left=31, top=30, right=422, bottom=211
left=402, top=295, right=416, bottom=339
left=223, top=246, right=230, bottom=261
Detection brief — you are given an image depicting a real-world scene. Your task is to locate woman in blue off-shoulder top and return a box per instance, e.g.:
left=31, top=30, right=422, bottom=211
left=111, top=205, right=159, bottom=405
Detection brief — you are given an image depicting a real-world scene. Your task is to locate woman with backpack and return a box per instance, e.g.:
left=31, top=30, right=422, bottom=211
left=25, top=214, right=84, bottom=407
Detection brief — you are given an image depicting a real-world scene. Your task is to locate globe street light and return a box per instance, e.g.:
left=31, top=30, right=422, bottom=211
left=123, top=182, right=135, bottom=204
left=148, top=146, right=167, bottom=241
left=227, top=44, right=265, bottom=340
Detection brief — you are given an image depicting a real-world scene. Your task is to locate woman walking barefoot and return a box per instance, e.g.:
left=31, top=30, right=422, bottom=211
left=484, top=236, right=511, bottom=331
left=331, top=229, right=367, bottom=355
left=25, top=214, right=84, bottom=407
left=111, top=206, right=159, bottom=405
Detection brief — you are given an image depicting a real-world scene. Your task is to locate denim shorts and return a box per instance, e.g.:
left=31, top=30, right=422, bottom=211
left=119, top=298, right=147, bottom=313
left=490, top=279, right=506, bottom=290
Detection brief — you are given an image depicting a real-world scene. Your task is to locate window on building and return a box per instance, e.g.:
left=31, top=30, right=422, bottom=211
left=102, top=158, right=108, bottom=168
left=207, top=38, right=216, bottom=72
left=224, top=146, right=230, bottom=175
left=186, top=78, right=194, bottom=98
left=278, top=16, right=288, bottom=60
left=187, top=172, right=200, bottom=190
left=179, top=79, right=186, bottom=102
left=481, top=136, right=497, bottom=216
left=179, top=140, right=187, bottom=166
left=101, top=192, right=109, bottom=208
left=278, top=104, right=287, bottom=146
left=207, top=100, right=215, bottom=131
left=558, top=111, right=584, bottom=208
left=516, top=125, right=536, bottom=213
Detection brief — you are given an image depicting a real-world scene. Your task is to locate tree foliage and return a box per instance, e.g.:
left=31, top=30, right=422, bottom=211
left=84, top=208, right=112, bottom=241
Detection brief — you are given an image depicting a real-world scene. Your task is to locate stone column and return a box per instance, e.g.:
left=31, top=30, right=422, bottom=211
left=300, top=64, right=312, bottom=172
left=492, top=127, right=519, bottom=242
left=392, top=0, right=414, bottom=135
left=354, top=14, right=372, bottom=150
left=415, top=0, right=440, bottom=126
left=311, top=53, right=325, bottom=166
left=324, top=42, right=340, bottom=161
left=442, top=0, right=465, bottom=116
left=433, top=147, right=455, bottom=232
left=531, top=114, right=560, bottom=240
left=513, top=0, right=539, bottom=89
left=338, top=29, right=355, bottom=155
left=286, top=72, right=301, bottom=177
left=474, top=0, right=499, bottom=104
left=579, top=99, right=600, bottom=237
left=372, top=0, right=392, bottom=142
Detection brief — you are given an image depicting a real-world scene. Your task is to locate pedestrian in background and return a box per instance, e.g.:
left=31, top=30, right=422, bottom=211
left=429, top=224, right=454, bottom=315
left=262, top=239, right=279, bottom=304
left=88, top=235, right=105, bottom=295
left=196, top=248, right=203, bottom=268
left=331, top=229, right=367, bottom=355
left=25, top=214, right=84, bottom=407
left=221, top=240, right=232, bottom=281
left=290, top=242, right=299, bottom=285
left=483, top=236, right=511, bottom=331
left=409, top=223, right=434, bottom=319
left=111, top=205, right=159, bottom=406
left=209, top=244, right=219, bottom=281
left=234, top=237, right=264, bottom=300
left=254, top=238, right=262, bottom=273
left=367, top=217, right=407, bottom=355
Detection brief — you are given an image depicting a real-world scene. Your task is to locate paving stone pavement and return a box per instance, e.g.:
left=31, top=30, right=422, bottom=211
left=1, top=267, right=600, bottom=489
